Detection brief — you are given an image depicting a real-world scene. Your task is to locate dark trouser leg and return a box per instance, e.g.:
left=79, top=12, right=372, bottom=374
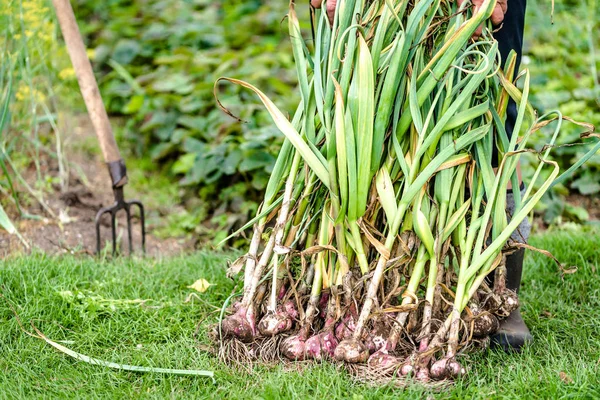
left=491, top=189, right=533, bottom=352
left=494, top=0, right=527, bottom=165
left=491, top=0, right=533, bottom=352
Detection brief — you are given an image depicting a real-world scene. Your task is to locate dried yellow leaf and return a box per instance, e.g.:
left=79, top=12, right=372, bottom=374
left=187, top=279, right=214, bottom=293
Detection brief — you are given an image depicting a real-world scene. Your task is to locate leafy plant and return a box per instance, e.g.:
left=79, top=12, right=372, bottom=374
left=74, top=0, right=598, bottom=235
left=0, top=60, right=22, bottom=241
left=72, top=0, right=309, bottom=240
left=523, top=0, right=600, bottom=223
left=1, top=0, right=74, bottom=238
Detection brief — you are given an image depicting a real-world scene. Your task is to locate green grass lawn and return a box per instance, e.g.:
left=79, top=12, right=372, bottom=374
left=1, top=229, right=599, bottom=399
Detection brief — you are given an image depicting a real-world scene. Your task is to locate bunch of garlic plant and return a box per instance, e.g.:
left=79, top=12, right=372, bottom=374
left=215, top=0, right=594, bottom=381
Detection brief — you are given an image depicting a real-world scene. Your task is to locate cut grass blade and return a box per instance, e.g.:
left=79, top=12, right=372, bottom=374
left=33, top=325, right=215, bottom=382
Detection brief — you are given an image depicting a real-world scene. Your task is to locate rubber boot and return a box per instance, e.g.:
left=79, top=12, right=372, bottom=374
left=490, top=248, right=533, bottom=352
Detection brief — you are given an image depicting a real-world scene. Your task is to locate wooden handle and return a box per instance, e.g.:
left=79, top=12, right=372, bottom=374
left=52, top=0, right=121, bottom=163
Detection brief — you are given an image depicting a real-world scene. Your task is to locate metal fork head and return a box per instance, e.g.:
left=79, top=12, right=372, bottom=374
left=95, top=186, right=145, bottom=255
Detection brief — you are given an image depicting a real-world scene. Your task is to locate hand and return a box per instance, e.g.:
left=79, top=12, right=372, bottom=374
left=457, top=0, right=508, bottom=37
left=311, top=0, right=337, bottom=25
left=311, top=0, right=507, bottom=36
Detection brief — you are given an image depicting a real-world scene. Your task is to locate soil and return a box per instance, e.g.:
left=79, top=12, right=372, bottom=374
left=0, top=116, right=192, bottom=258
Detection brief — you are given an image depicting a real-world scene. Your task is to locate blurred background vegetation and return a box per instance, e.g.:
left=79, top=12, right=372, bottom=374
left=1, top=0, right=74, bottom=245
left=1, top=0, right=599, bottom=249
left=71, top=0, right=309, bottom=243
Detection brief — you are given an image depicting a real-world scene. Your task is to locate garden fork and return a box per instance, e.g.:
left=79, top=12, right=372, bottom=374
left=53, top=0, right=146, bottom=255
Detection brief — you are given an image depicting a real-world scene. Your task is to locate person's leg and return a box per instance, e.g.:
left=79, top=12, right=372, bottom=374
left=495, top=0, right=527, bottom=148
left=491, top=0, right=532, bottom=352
left=492, top=186, right=532, bottom=352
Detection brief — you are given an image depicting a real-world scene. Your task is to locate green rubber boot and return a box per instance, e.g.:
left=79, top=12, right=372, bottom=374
left=491, top=248, right=533, bottom=352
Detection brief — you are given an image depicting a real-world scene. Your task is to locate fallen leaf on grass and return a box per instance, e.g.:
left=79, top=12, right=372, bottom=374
left=188, top=278, right=214, bottom=293
left=559, top=371, right=573, bottom=384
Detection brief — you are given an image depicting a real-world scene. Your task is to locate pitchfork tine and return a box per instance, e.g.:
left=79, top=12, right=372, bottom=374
left=110, top=210, right=117, bottom=255
left=94, top=178, right=146, bottom=255
left=129, top=200, right=146, bottom=253
left=95, top=206, right=112, bottom=254
left=125, top=206, right=133, bottom=254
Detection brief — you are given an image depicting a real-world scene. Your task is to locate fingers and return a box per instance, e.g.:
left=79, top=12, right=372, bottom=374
left=490, top=6, right=505, bottom=26
left=492, top=0, right=508, bottom=26
left=311, top=0, right=336, bottom=25
left=472, top=4, right=483, bottom=39
left=326, top=0, right=337, bottom=24
left=498, top=0, right=508, bottom=14
left=459, top=0, right=507, bottom=38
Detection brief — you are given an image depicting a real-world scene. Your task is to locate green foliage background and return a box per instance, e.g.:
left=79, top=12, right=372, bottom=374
left=72, top=0, right=598, bottom=233
left=2, top=0, right=597, bottom=242
left=1, top=0, right=77, bottom=239
left=69, top=0, right=308, bottom=236
left=522, top=0, right=600, bottom=223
